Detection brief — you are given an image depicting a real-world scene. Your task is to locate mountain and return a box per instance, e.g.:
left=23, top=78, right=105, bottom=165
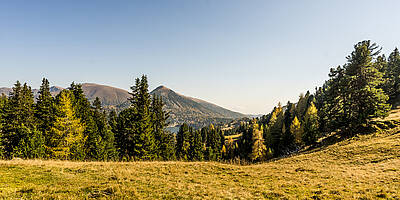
left=81, top=83, right=131, bottom=109
left=0, top=87, right=12, bottom=96
left=0, top=83, right=246, bottom=129
left=150, top=86, right=246, bottom=128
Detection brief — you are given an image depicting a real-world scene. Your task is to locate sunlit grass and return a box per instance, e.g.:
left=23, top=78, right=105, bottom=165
left=1, top=127, right=399, bottom=199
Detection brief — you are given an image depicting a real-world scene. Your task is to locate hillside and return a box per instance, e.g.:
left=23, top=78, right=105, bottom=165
left=150, top=86, right=246, bottom=128
left=1, top=123, right=399, bottom=199
left=81, top=83, right=131, bottom=108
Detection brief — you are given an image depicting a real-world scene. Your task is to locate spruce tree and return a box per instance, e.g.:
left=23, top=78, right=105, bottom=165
left=69, top=82, right=96, bottom=159
left=129, top=75, right=155, bottom=160
left=151, top=95, right=173, bottom=160
left=189, top=130, right=203, bottom=161
left=35, top=78, right=56, bottom=154
left=176, top=123, right=190, bottom=160
left=92, top=97, right=118, bottom=160
left=2, top=82, right=43, bottom=158
left=303, top=102, right=320, bottom=145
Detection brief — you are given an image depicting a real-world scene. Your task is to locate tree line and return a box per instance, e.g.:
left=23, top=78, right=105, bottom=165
left=224, top=40, right=399, bottom=162
left=0, top=40, right=399, bottom=162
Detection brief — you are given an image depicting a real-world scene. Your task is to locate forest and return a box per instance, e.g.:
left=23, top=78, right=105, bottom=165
left=0, top=40, right=399, bottom=162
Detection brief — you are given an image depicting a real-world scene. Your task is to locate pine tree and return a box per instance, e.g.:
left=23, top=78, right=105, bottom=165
left=50, top=91, right=86, bottom=160
left=342, top=41, right=390, bottom=131
left=303, top=102, right=320, bottom=145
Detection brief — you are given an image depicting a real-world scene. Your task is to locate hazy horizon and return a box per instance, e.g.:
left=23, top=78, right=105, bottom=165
left=1, top=0, right=400, bottom=114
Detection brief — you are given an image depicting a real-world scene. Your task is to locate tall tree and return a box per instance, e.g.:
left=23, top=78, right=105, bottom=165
left=176, top=123, right=190, bottom=160
left=342, top=41, right=390, bottom=131
left=383, top=48, right=400, bottom=101
left=289, top=116, right=303, bottom=146
left=50, top=91, right=86, bottom=160
left=69, top=83, right=97, bottom=159
left=250, top=120, right=266, bottom=162
left=2, top=82, right=43, bottom=158
left=35, top=78, right=56, bottom=153
left=151, top=95, right=174, bottom=160
left=129, top=75, right=155, bottom=160
left=0, top=94, right=7, bottom=157
left=303, top=102, right=320, bottom=145
left=91, top=97, right=118, bottom=160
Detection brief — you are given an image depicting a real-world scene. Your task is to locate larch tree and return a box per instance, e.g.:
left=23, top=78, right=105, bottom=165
left=250, top=120, right=266, bottom=162
left=50, top=91, right=86, bottom=160
left=289, top=116, right=303, bottom=146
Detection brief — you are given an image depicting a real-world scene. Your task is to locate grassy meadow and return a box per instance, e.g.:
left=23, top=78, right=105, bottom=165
left=1, top=125, right=399, bottom=199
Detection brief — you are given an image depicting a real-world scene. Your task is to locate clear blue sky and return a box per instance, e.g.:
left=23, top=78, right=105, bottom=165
left=1, top=0, right=400, bottom=114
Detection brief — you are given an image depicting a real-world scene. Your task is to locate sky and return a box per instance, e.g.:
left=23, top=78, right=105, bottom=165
left=1, top=0, right=400, bottom=114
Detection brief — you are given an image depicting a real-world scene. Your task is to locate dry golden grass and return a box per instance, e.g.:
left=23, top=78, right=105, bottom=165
left=1, top=129, right=400, bottom=199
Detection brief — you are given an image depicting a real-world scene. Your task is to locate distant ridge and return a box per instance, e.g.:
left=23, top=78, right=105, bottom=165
left=0, top=83, right=246, bottom=128
left=150, top=85, right=246, bottom=128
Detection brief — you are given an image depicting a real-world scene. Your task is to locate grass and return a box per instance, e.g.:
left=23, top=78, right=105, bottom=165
left=1, top=128, right=400, bottom=199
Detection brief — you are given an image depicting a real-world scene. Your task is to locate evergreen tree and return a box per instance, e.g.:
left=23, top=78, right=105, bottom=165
left=269, top=104, right=284, bottom=156
left=176, top=123, right=190, bottom=160
left=341, top=41, right=390, bottom=131
left=303, top=102, right=320, bottom=145
left=69, top=82, right=96, bottom=159
left=128, top=75, right=155, bottom=160
left=50, top=91, right=86, bottom=160
left=2, top=82, right=43, bottom=158
left=35, top=78, right=56, bottom=155
left=189, top=130, right=203, bottom=161
left=151, top=95, right=174, bottom=160
left=0, top=94, right=7, bottom=157
left=115, top=107, right=136, bottom=159
left=383, top=48, right=400, bottom=101
left=92, top=97, right=118, bottom=160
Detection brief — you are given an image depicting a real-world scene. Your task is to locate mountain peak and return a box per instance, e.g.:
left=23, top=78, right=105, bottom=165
left=153, top=85, right=171, bottom=92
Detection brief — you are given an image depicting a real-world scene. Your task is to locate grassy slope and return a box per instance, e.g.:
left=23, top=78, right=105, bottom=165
left=1, top=115, right=400, bottom=199
left=1, top=131, right=399, bottom=199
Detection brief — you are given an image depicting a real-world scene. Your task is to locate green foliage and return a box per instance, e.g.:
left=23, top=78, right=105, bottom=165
left=303, top=102, right=320, bottom=145
left=2, top=82, right=38, bottom=158
left=176, top=123, right=191, bottom=160
left=35, top=78, right=56, bottom=155
left=323, top=41, right=391, bottom=133
left=382, top=48, right=400, bottom=101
